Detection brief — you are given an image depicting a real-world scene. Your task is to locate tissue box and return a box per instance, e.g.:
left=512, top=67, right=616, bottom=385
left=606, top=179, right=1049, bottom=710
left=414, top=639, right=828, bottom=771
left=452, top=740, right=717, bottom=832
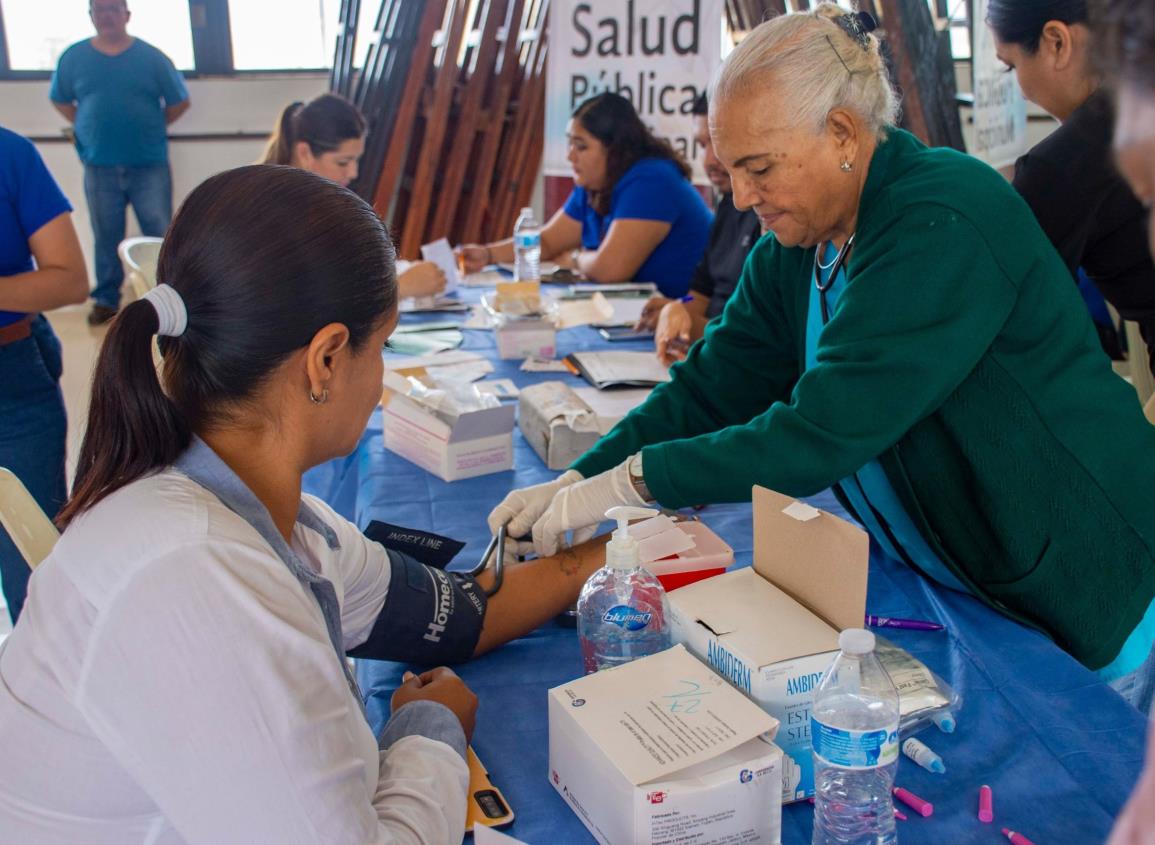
left=668, top=487, right=869, bottom=803
left=381, top=376, right=516, bottom=482
left=517, top=382, right=602, bottom=470
left=495, top=317, right=556, bottom=360
left=548, top=645, right=783, bottom=845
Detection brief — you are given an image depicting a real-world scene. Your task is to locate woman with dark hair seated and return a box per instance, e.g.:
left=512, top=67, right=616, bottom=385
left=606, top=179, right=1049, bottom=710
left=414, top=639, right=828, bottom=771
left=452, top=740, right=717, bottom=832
left=264, top=93, right=448, bottom=301
left=0, top=165, right=612, bottom=844
left=459, top=92, right=714, bottom=297
left=988, top=0, right=1155, bottom=378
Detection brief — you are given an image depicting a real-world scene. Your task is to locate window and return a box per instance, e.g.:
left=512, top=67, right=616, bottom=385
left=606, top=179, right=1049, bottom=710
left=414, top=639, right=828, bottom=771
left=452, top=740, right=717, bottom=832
left=229, top=0, right=346, bottom=71
left=943, top=0, right=972, bottom=61
left=1, top=0, right=194, bottom=71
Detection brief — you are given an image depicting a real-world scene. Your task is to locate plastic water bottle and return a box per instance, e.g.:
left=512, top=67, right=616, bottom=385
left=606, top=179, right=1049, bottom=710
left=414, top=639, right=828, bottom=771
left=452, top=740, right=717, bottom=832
left=811, top=629, right=900, bottom=845
left=513, top=206, right=541, bottom=283
left=577, top=506, right=671, bottom=674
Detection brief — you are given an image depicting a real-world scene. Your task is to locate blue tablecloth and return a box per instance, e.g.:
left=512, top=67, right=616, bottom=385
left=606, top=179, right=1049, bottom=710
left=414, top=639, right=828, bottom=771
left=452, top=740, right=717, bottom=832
left=304, top=297, right=1147, bottom=845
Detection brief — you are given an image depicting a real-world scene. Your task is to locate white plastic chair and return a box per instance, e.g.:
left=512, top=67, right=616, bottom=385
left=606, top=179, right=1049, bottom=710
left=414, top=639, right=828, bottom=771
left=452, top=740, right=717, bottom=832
left=1124, top=320, right=1155, bottom=407
left=0, top=468, right=59, bottom=571
left=117, top=236, right=164, bottom=302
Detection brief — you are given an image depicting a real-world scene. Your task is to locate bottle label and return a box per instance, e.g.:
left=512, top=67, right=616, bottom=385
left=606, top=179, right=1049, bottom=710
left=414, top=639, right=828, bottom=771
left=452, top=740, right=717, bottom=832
left=603, top=605, right=652, bottom=631
left=514, top=232, right=541, bottom=249
left=811, top=719, right=899, bottom=769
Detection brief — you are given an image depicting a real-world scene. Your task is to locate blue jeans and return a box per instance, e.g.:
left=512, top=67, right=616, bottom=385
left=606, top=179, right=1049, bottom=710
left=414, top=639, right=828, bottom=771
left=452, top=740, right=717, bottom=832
left=1111, top=644, right=1155, bottom=715
left=0, top=317, right=67, bottom=623
left=83, top=163, right=173, bottom=310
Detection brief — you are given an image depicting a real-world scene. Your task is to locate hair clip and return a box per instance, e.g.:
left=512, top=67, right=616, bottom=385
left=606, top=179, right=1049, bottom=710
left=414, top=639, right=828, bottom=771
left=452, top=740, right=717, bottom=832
left=833, top=11, right=878, bottom=50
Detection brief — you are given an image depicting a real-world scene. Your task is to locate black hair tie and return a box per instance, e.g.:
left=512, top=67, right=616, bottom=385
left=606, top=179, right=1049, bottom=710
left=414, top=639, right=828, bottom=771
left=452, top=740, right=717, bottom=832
left=834, top=11, right=878, bottom=49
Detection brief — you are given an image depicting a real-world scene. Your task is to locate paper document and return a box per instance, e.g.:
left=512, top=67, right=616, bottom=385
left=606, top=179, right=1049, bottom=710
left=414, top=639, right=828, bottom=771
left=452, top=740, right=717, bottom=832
left=555, top=292, right=615, bottom=329
left=461, top=269, right=508, bottom=287
left=420, top=237, right=462, bottom=293
left=383, top=350, right=494, bottom=383
left=473, top=825, right=526, bottom=844
left=520, top=356, right=571, bottom=373
left=553, top=645, right=777, bottom=785
left=568, top=351, right=671, bottom=388
left=592, top=296, right=649, bottom=327
left=572, top=386, right=650, bottom=432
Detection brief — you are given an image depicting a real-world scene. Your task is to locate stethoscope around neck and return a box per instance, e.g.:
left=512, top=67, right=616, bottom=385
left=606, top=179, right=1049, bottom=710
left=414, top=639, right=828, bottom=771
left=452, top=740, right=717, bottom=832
left=813, top=233, right=856, bottom=324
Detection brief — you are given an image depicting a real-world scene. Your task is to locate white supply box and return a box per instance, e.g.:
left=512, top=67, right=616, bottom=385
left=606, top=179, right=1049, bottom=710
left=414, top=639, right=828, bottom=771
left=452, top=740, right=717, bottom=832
left=380, top=373, right=516, bottom=482
left=495, top=317, right=557, bottom=360
left=548, top=645, right=784, bottom=845
left=668, top=487, right=869, bottom=803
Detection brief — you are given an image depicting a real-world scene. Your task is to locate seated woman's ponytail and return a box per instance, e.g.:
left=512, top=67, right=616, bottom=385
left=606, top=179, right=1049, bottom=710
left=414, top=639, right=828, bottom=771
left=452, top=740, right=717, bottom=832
left=59, top=164, right=397, bottom=527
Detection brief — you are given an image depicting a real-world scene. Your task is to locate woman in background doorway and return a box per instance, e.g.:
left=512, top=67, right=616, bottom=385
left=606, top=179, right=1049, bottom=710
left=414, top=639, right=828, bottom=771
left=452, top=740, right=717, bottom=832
left=458, top=92, right=713, bottom=298
left=264, top=93, right=448, bottom=301
left=989, top=0, right=1155, bottom=378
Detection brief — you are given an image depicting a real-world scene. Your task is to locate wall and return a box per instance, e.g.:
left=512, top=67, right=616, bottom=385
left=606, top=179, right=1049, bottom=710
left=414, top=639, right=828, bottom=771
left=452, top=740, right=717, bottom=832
left=2, top=74, right=330, bottom=273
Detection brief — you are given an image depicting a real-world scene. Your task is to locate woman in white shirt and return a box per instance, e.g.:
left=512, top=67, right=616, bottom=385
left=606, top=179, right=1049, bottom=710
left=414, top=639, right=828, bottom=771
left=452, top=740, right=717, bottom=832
left=0, top=165, right=608, bottom=844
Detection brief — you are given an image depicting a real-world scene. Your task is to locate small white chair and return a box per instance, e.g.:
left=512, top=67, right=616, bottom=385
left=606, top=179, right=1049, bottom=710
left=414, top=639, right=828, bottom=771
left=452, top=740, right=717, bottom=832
left=1124, top=320, right=1155, bottom=407
left=117, top=236, right=164, bottom=302
left=0, top=468, right=59, bottom=571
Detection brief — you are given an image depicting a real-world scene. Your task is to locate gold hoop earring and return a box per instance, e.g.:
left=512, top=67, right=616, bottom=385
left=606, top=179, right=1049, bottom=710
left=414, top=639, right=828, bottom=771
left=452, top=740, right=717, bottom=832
left=309, top=388, right=329, bottom=405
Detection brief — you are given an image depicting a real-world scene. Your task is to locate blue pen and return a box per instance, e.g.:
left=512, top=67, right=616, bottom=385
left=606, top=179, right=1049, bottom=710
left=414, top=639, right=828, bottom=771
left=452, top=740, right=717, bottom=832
left=679, top=294, right=695, bottom=303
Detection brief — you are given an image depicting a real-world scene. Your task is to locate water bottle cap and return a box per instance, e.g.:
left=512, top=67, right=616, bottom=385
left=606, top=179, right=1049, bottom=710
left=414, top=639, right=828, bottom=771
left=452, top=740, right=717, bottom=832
left=838, top=628, right=875, bottom=655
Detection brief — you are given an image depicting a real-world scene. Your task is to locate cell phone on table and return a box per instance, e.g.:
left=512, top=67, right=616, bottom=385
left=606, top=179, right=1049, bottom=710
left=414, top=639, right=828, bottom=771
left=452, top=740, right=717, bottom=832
left=598, top=326, right=654, bottom=342
left=466, top=747, right=515, bottom=831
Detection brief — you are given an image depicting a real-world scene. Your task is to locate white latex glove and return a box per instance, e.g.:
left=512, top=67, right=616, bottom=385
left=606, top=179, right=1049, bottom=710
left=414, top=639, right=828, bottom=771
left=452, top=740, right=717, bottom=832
left=488, top=469, right=583, bottom=562
left=531, top=458, right=647, bottom=558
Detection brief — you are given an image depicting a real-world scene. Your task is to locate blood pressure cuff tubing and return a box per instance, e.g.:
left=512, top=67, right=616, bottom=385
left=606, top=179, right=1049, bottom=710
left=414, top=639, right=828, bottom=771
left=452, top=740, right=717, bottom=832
left=348, top=549, right=487, bottom=666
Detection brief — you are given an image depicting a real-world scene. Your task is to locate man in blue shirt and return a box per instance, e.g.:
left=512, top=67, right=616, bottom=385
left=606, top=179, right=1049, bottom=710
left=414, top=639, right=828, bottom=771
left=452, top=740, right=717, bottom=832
left=49, top=0, right=190, bottom=325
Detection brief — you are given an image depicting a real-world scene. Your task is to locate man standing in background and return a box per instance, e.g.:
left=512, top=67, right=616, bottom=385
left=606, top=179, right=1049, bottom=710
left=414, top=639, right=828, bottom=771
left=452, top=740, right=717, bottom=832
left=49, top=0, right=190, bottom=325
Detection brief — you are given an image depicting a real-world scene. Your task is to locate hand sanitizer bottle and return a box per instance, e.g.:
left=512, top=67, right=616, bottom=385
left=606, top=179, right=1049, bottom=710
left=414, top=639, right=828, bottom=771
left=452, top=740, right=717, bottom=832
left=577, top=506, right=672, bottom=674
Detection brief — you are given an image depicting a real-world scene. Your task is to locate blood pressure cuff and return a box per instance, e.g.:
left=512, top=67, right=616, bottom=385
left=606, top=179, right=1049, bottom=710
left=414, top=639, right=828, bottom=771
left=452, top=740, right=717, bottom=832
left=348, top=548, right=487, bottom=666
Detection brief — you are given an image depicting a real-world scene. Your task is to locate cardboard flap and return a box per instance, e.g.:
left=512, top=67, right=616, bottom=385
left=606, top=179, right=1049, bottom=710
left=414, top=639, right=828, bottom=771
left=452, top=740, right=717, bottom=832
left=446, top=404, right=517, bottom=442
left=752, top=487, right=868, bottom=632
left=549, top=645, right=777, bottom=786
left=673, top=569, right=840, bottom=666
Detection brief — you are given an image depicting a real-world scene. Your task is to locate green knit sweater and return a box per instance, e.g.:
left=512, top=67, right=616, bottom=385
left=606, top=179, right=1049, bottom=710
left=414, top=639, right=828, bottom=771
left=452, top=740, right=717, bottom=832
left=573, top=128, right=1155, bottom=671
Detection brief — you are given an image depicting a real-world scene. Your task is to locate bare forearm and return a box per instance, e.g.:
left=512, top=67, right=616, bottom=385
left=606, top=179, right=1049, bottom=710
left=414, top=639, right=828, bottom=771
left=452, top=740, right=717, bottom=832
left=165, top=101, right=191, bottom=125
left=0, top=267, right=88, bottom=313
left=483, top=238, right=515, bottom=265
left=52, top=103, right=77, bottom=124
left=472, top=536, right=608, bottom=655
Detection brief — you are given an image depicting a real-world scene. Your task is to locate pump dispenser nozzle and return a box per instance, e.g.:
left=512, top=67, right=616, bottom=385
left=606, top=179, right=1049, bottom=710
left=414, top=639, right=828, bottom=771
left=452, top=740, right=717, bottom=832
left=604, top=506, right=658, bottom=570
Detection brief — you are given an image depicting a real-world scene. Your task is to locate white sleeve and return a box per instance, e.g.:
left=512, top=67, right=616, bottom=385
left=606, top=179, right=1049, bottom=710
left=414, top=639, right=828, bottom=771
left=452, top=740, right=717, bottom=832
left=302, top=494, right=392, bottom=650
left=76, top=540, right=468, bottom=845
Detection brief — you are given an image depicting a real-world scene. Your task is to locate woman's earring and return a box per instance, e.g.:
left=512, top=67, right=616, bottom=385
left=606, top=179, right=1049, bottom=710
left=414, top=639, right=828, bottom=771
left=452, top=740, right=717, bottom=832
left=840, top=161, right=853, bottom=172
left=309, top=388, right=329, bottom=405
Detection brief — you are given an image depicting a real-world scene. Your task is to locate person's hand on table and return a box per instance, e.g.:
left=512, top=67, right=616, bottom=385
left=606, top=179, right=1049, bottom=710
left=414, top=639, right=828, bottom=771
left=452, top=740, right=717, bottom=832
left=531, top=458, right=647, bottom=557
left=399, top=261, right=446, bottom=299
left=655, top=301, right=692, bottom=366
left=456, top=244, right=491, bottom=274
left=488, top=469, right=584, bottom=563
left=634, top=295, right=671, bottom=332
left=392, top=667, right=479, bottom=743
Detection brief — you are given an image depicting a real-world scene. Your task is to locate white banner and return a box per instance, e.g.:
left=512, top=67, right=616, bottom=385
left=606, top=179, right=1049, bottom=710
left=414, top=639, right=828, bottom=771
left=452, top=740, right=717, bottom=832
left=970, top=0, right=1027, bottom=168
left=545, top=0, right=724, bottom=182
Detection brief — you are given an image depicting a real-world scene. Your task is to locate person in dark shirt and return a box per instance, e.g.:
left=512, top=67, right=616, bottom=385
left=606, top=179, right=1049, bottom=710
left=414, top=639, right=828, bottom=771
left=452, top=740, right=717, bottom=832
left=989, top=0, right=1155, bottom=377
left=635, top=93, right=762, bottom=365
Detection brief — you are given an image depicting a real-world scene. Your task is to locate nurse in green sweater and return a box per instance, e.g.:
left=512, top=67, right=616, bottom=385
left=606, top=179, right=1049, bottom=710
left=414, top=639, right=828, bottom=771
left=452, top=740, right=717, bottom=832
left=490, top=4, right=1155, bottom=711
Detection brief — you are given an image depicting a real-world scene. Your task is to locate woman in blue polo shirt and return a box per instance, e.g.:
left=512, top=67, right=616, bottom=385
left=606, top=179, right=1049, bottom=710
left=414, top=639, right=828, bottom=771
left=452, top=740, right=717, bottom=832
left=0, top=127, right=88, bottom=622
left=460, top=93, right=713, bottom=297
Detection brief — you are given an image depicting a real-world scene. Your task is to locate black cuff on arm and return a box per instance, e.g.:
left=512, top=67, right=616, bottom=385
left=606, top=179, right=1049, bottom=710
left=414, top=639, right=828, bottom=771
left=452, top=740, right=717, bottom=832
left=348, top=549, right=488, bottom=665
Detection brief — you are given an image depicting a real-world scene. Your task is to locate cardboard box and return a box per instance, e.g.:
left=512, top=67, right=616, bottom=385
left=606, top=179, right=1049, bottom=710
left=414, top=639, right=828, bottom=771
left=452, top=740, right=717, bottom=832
left=517, top=382, right=603, bottom=470
left=495, top=317, right=557, bottom=360
left=548, top=645, right=784, bottom=845
left=668, top=488, right=868, bottom=803
left=381, top=374, right=516, bottom=482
